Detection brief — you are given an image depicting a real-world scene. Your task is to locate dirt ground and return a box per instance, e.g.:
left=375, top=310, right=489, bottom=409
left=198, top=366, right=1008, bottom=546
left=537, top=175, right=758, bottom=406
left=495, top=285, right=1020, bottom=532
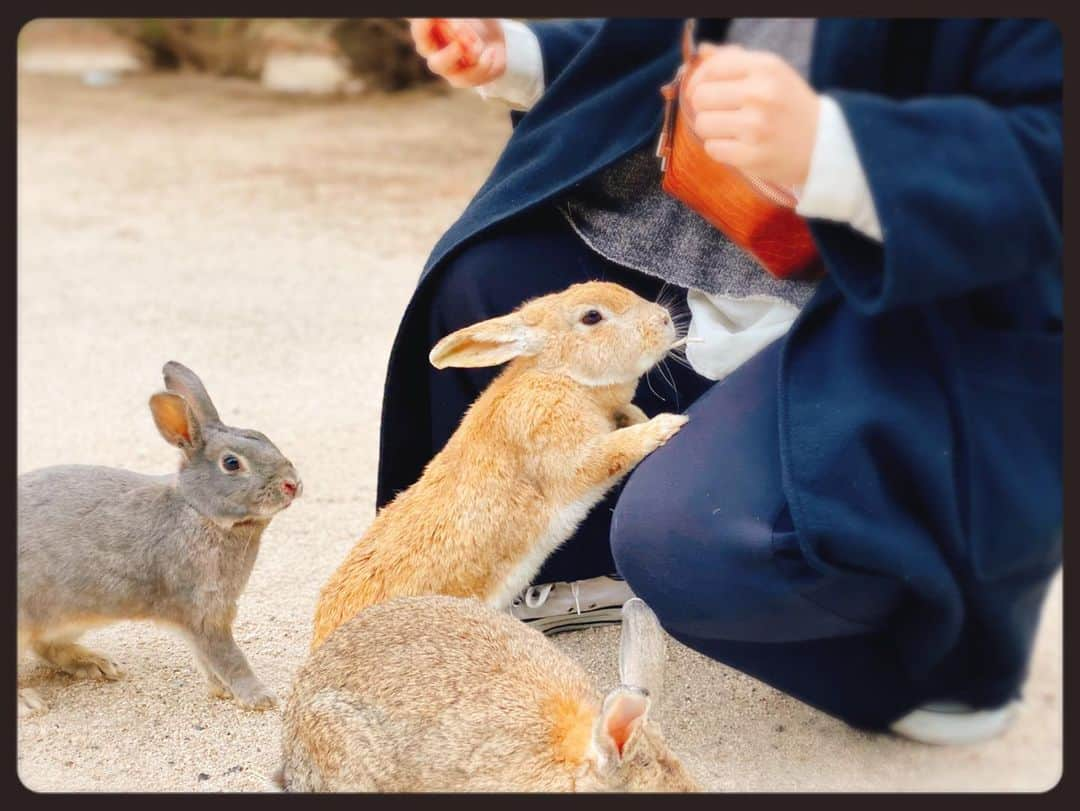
left=16, top=69, right=1062, bottom=793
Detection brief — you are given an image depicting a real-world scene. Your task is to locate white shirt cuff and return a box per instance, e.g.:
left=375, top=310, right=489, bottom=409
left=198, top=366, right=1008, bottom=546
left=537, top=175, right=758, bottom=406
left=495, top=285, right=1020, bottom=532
left=795, top=94, right=883, bottom=243
left=685, top=291, right=800, bottom=381
left=476, top=20, right=544, bottom=112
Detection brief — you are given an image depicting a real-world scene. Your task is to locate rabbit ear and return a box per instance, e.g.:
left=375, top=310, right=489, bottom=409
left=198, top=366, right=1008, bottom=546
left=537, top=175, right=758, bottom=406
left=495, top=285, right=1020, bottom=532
left=619, top=598, right=665, bottom=702
left=149, top=392, right=203, bottom=453
left=593, top=686, right=651, bottom=763
left=429, top=314, right=540, bottom=369
left=162, top=361, right=221, bottom=425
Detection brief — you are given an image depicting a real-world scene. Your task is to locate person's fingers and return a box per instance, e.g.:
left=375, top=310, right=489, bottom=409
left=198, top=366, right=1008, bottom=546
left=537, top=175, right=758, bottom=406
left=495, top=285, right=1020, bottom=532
left=445, top=48, right=488, bottom=86
left=426, top=41, right=466, bottom=77
left=703, top=137, right=754, bottom=169
left=452, top=22, right=484, bottom=64
left=462, top=18, right=498, bottom=42
left=686, top=78, right=747, bottom=114
left=696, top=108, right=772, bottom=145
left=692, top=110, right=744, bottom=141
left=446, top=46, right=502, bottom=87
left=409, top=18, right=439, bottom=57
left=685, top=44, right=752, bottom=95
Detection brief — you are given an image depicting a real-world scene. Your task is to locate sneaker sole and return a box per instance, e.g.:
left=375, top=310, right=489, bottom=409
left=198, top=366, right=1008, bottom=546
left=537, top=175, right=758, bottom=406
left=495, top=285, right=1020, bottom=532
left=890, top=701, right=1020, bottom=745
left=522, top=606, right=625, bottom=635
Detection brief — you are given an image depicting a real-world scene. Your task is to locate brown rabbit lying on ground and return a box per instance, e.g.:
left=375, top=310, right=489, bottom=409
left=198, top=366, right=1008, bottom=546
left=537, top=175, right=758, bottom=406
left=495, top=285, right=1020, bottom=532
left=280, top=596, right=699, bottom=791
left=17, top=362, right=301, bottom=715
left=311, top=281, right=687, bottom=649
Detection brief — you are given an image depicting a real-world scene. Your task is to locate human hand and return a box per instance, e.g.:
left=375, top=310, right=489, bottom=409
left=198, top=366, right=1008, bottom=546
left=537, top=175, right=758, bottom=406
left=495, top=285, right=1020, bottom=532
left=684, top=44, right=821, bottom=189
left=409, top=18, right=507, bottom=88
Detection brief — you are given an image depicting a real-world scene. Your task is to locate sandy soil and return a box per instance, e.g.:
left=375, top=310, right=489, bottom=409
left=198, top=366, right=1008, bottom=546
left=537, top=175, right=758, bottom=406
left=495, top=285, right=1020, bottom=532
left=16, top=70, right=1062, bottom=793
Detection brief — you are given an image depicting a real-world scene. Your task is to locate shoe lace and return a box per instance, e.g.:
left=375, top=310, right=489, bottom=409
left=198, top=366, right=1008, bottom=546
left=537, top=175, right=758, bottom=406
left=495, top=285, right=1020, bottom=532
left=524, top=583, right=553, bottom=608
left=518, top=583, right=587, bottom=613
left=520, top=582, right=583, bottom=615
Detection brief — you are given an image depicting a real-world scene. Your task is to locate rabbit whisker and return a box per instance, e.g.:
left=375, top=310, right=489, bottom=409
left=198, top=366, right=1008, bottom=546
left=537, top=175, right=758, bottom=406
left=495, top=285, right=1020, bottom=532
left=644, top=368, right=666, bottom=403
left=656, top=356, right=675, bottom=389
left=668, top=336, right=704, bottom=349
left=657, top=359, right=680, bottom=411
left=654, top=282, right=670, bottom=306
left=665, top=351, right=696, bottom=372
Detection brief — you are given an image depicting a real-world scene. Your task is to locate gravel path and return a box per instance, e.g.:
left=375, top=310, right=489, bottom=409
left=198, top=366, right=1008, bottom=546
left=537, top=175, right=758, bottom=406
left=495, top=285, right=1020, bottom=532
left=17, top=71, right=1061, bottom=792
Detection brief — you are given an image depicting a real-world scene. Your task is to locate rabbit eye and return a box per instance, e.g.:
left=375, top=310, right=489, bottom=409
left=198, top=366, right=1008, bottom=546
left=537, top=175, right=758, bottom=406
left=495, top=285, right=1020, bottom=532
left=581, top=310, right=603, bottom=326
left=221, top=454, right=242, bottom=473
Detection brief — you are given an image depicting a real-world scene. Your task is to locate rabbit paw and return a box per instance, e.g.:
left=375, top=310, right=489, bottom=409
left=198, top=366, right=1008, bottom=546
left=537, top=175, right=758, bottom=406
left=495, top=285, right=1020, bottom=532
left=642, top=413, right=689, bottom=450
left=18, top=688, right=48, bottom=717
left=37, top=642, right=124, bottom=681
left=207, top=681, right=234, bottom=701
left=231, top=678, right=278, bottom=711
left=614, top=404, right=650, bottom=428
left=62, top=651, right=124, bottom=681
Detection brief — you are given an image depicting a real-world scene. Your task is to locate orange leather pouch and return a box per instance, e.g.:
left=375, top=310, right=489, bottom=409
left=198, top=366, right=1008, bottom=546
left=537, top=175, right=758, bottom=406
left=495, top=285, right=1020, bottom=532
left=656, top=20, right=823, bottom=281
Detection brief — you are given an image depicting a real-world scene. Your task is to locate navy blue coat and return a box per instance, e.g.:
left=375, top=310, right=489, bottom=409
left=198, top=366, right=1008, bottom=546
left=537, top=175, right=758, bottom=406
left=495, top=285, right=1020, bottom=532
left=378, top=19, right=1062, bottom=712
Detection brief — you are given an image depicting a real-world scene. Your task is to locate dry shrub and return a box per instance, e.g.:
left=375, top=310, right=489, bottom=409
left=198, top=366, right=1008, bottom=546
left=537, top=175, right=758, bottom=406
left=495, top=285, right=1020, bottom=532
left=101, top=18, right=435, bottom=90
left=330, top=18, right=435, bottom=91
left=101, top=19, right=268, bottom=76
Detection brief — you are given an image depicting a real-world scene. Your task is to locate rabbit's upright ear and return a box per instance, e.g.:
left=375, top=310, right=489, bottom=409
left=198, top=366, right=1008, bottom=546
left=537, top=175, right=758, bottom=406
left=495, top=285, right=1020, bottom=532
left=150, top=392, right=203, bottom=454
left=162, top=361, right=221, bottom=425
left=619, top=598, right=665, bottom=702
left=593, top=686, right=651, bottom=764
left=429, top=314, right=540, bottom=369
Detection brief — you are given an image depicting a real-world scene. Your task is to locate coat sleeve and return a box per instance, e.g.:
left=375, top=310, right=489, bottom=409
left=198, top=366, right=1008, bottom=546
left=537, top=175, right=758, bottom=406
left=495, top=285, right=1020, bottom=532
left=526, top=20, right=604, bottom=87
left=812, top=20, right=1062, bottom=314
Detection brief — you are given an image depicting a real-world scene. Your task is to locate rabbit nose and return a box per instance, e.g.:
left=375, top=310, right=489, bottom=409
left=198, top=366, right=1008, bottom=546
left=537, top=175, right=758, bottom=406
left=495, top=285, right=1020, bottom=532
left=282, top=479, right=301, bottom=498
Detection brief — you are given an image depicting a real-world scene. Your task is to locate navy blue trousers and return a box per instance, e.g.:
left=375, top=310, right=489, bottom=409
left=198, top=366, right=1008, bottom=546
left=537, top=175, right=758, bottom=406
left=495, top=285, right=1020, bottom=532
left=402, top=206, right=924, bottom=727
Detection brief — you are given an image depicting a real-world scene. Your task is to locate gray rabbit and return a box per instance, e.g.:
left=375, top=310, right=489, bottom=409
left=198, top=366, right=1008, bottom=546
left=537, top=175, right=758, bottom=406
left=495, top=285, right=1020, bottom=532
left=17, top=361, right=302, bottom=716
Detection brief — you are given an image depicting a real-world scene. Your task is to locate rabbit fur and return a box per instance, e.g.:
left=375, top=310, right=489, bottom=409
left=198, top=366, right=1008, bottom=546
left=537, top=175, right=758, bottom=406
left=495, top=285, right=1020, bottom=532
left=311, top=281, right=687, bottom=649
left=281, top=595, right=699, bottom=792
left=17, top=362, right=301, bottom=716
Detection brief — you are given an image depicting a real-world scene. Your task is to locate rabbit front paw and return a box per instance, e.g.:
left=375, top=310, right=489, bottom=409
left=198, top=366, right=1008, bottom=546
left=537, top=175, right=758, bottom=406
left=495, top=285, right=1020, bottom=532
left=18, top=688, right=48, bottom=717
left=642, top=413, right=689, bottom=451
left=35, top=641, right=124, bottom=681
left=614, top=404, right=650, bottom=428
left=230, top=678, right=278, bottom=711
left=63, top=652, right=124, bottom=681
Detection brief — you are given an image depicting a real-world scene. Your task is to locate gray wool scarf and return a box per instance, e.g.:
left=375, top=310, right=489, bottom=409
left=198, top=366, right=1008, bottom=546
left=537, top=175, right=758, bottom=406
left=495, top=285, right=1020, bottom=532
left=558, top=18, right=819, bottom=309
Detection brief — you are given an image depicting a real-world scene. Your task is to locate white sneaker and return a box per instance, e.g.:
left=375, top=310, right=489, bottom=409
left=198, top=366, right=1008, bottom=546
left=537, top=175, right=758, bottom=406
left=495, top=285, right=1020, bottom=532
left=509, top=575, right=635, bottom=635
left=890, top=700, right=1021, bottom=745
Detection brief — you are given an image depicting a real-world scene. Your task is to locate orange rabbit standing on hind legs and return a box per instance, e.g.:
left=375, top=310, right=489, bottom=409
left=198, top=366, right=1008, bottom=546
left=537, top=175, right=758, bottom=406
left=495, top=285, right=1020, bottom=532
left=310, top=281, right=687, bottom=649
